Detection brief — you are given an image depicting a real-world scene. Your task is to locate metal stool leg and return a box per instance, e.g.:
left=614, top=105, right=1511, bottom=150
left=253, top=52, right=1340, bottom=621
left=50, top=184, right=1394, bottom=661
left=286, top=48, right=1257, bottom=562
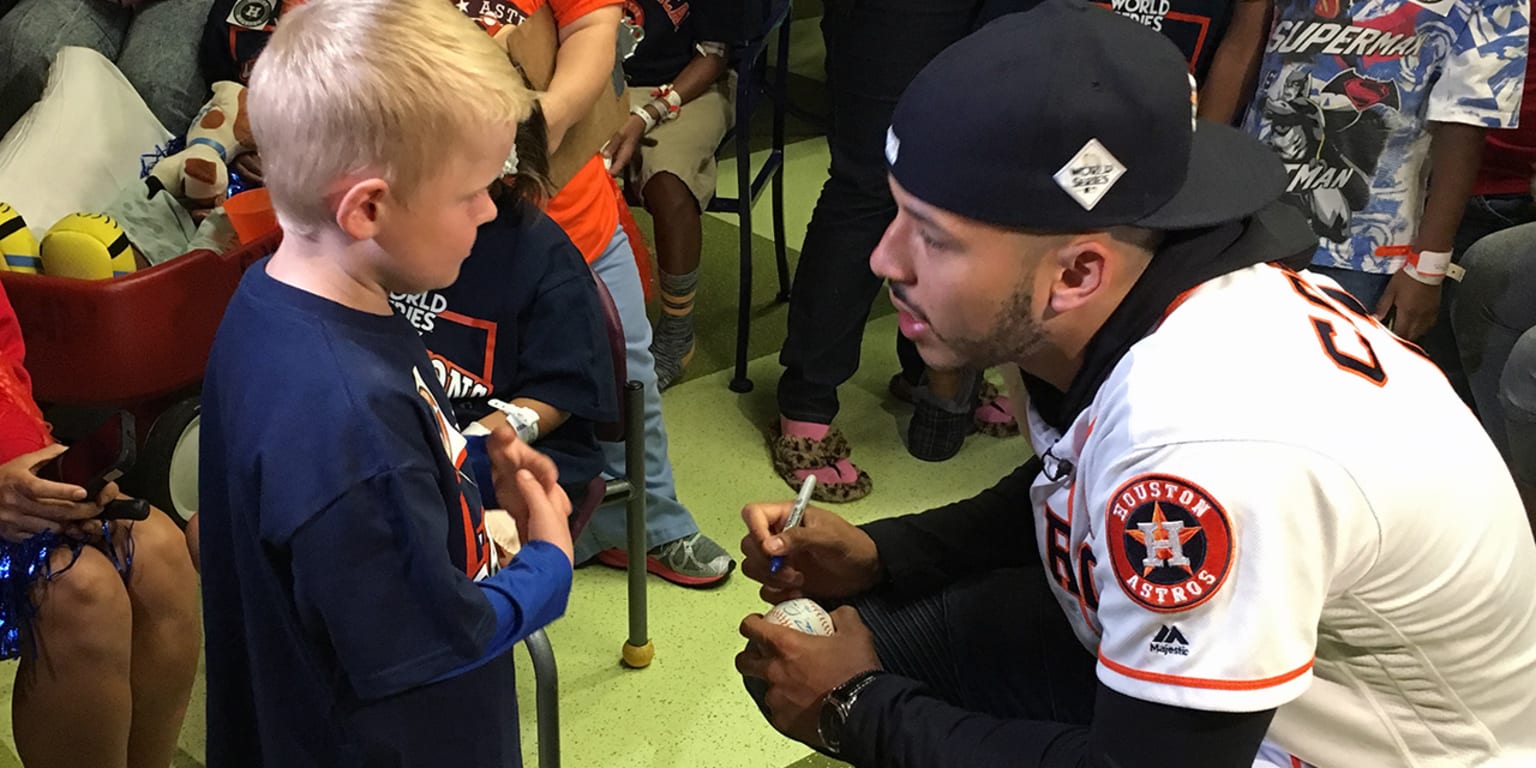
left=525, top=628, right=559, bottom=768
left=729, top=70, right=757, bottom=394
left=619, top=381, right=654, bottom=668
left=771, top=16, right=791, bottom=303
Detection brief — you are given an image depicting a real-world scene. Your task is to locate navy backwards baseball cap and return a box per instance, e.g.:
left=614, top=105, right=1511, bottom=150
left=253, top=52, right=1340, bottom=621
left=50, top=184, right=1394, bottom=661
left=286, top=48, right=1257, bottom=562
left=885, top=0, right=1287, bottom=232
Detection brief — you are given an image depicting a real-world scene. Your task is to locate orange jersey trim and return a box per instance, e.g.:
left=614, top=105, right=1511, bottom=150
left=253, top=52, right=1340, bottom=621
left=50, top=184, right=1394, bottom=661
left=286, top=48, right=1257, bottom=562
left=1160, top=286, right=1199, bottom=322
left=1098, top=652, right=1313, bottom=692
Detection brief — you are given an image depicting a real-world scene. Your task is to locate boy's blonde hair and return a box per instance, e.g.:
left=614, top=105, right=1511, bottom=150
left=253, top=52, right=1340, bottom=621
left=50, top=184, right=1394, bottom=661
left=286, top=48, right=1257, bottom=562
left=248, top=0, right=533, bottom=236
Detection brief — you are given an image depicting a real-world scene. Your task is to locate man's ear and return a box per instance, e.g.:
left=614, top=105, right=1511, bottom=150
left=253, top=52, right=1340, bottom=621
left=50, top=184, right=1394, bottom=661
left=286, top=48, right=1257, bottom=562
left=334, top=177, right=390, bottom=241
left=1047, top=238, right=1110, bottom=315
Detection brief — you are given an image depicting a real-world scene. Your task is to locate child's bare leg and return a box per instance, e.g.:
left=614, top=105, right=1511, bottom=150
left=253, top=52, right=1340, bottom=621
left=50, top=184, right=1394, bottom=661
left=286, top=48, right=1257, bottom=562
left=117, top=512, right=200, bottom=768
left=646, top=171, right=703, bottom=390
left=14, top=545, right=134, bottom=768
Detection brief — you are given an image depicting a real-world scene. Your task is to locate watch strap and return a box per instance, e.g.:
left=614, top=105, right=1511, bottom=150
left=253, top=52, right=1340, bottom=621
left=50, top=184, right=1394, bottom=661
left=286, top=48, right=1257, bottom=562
left=819, top=669, right=884, bottom=756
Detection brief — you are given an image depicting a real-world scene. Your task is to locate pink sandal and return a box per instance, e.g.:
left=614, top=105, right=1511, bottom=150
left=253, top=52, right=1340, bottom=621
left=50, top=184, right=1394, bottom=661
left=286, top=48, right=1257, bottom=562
left=768, top=422, right=872, bottom=503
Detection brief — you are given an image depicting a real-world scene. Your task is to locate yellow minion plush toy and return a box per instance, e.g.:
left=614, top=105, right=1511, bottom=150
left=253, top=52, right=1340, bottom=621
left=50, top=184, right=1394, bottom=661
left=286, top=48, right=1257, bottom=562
left=0, top=203, right=40, bottom=274
left=39, top=213, right=139, bottom=280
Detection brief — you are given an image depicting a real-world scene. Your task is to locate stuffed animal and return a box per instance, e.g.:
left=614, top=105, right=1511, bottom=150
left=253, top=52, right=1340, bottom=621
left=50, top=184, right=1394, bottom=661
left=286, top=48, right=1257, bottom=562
left=0, top=205, right=141, bottom=281
left=0, top=203, right=39, bottom=274
left=37, top=213, right=140, bottom=279
left=0, top=83, right=252, bottom=281
left=148, top=81, right=255, bottom=208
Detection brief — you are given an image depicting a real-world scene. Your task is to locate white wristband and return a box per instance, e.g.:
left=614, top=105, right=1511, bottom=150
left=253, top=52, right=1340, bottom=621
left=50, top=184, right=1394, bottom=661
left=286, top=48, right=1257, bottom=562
left=487, top=399, right=540, bottom=443
left=1403, top=249, right=1452, bottom=286
left=631, top=104, right=658, bottom=132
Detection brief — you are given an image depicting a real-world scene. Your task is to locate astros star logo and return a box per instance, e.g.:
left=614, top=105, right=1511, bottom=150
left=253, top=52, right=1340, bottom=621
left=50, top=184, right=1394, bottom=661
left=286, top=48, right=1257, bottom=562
left=1128, top=502, right=1201, bottom=576
left=1107, top=474, right=1234, bottom=613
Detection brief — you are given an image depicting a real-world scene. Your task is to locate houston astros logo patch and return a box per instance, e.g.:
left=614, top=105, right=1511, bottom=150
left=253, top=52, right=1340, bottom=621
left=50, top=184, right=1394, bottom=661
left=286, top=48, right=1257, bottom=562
left=1106, top=474, right=1233, bottom=613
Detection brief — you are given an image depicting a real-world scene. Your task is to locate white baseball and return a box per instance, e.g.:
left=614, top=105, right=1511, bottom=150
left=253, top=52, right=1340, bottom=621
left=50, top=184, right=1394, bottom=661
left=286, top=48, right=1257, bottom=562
left=763, top=598, right=836, bottom=636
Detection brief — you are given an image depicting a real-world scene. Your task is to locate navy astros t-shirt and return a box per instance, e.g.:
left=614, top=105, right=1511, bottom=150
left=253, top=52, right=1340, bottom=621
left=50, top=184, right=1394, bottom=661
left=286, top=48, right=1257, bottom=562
left=201, top=263, right=526, bottom=767
left=401, top=200, right=617, bottom=497
left=1093, top=0, right=1236, bottom=81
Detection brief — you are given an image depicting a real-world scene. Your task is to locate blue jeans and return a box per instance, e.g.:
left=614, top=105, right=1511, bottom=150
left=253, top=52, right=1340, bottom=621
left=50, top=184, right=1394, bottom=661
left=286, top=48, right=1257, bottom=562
left=1307, top=265, right=1392, bottom=313
left=0, top=0, right=213, bottom=136
left=1450, top=222, right=1536, bottom=486
left=578, top=225, right=699, bottom=561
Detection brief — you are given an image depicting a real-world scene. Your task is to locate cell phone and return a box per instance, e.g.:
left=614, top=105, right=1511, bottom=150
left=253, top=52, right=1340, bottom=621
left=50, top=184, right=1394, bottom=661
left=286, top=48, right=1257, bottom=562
left=41, top=411, right=136, bottom=499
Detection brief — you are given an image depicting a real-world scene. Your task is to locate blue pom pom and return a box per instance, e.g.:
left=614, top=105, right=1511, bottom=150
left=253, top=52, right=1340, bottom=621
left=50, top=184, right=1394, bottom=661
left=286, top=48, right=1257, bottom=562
left=0, top=522, right=135, bottom=660
left=227, top=170, right=251, bottom=198
left=140, top=135, right=188, bottom=179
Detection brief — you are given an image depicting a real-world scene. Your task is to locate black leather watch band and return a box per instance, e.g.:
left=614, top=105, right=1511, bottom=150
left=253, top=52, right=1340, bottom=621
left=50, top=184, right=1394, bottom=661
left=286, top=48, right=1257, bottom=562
left=818, top=670, right=884, bottom=756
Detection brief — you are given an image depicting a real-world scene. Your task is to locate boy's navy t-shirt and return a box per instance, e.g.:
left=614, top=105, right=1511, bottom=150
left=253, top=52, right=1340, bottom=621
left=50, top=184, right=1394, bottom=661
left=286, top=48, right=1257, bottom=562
left=401, top=201, right=617, bottom=496
left=200, top=262, right=549, bottom=767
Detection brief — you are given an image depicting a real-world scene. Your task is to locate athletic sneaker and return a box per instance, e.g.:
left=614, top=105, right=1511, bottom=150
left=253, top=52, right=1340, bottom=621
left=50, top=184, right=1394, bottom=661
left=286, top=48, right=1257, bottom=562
left=594, top=532, right=734, bottom=588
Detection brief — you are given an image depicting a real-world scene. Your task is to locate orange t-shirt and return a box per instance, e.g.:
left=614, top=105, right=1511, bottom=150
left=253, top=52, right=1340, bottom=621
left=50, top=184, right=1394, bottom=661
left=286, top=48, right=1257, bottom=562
left=459, top=0, right=623, bottom=263
left=545, top=158, right=619, bottom=263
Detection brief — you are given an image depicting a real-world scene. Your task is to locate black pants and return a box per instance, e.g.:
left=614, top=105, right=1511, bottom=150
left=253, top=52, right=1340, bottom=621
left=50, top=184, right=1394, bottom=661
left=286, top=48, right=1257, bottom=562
left=776, top=0, right=994, bottom=423
left=745, top=566, right=1098, bottom=753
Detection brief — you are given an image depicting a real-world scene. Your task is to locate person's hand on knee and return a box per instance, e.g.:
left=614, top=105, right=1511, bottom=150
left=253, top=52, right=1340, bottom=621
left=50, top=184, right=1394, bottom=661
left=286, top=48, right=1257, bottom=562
left=735, top=605, right=881, bottom=746
left=740, top=502, right=881, bottom=603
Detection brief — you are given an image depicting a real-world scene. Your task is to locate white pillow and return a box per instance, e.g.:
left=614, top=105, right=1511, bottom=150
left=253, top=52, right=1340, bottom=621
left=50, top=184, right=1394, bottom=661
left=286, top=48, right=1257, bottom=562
left=0, top=46, right=172, bottom=238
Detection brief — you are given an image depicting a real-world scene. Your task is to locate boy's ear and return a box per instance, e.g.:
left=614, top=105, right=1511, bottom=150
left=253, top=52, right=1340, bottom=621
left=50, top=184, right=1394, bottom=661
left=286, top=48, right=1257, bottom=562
left=333, top=177, right=390, bottom=241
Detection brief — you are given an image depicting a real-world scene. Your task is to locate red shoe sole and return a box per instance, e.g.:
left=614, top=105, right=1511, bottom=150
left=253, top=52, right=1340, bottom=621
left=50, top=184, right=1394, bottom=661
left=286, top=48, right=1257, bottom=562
left=593, top=548, right=733, bottom=588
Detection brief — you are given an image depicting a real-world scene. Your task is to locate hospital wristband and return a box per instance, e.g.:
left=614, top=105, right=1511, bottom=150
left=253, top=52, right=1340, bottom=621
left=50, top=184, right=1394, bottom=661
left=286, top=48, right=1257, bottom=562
left=1402, top=249, right=1452, bottom=286
left=487, top=398, right=540, bottom=444
left=1377, top=245, right=1452, bottom=287
left=646, top=85, right=682, bottom=124
left=631, top=103, right=660, bottom=132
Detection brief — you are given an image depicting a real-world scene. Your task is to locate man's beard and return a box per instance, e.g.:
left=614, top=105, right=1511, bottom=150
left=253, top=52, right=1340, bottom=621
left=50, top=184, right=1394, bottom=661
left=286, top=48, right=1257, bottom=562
left=946, top=280, right=1048, bottom=370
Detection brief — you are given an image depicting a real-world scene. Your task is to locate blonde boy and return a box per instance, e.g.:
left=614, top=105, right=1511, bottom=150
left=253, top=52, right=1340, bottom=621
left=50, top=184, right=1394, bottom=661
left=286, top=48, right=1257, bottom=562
left=198, top=1, right=576, bottom=764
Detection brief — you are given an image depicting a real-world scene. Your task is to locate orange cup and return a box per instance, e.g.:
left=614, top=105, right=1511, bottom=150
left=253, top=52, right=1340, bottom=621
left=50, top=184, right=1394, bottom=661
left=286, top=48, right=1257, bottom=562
left=224, top=188, right=279, bottom=244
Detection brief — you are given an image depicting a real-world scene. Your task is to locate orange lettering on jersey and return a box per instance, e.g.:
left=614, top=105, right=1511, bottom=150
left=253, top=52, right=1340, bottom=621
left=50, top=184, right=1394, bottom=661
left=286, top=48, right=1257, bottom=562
left=1045, top=504, right=1079, bottom=596
left=1077, top=543, right=1100, bottom=613
left=1106, top=474, right=1233, bottom=613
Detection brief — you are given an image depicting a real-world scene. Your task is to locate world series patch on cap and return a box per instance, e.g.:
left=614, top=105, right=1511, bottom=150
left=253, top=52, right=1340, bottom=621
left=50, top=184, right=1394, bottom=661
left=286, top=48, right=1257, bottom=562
left=885, top=0, right=1287, bottom=233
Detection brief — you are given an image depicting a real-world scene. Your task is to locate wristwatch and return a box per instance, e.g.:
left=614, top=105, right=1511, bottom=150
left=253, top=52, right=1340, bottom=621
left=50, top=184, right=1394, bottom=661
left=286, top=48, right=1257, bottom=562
left=817, top=670, right=883, bottom=756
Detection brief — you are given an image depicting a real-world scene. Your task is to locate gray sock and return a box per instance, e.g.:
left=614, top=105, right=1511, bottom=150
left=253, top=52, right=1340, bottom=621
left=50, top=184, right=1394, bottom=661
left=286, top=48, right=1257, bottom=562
left=652, top=268, right=699, bottom=390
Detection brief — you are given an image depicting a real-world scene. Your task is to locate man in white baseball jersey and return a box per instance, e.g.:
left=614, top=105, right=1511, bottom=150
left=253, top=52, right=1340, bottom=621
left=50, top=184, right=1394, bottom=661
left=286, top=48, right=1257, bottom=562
left=733, top=2, right=1536, bottom=766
